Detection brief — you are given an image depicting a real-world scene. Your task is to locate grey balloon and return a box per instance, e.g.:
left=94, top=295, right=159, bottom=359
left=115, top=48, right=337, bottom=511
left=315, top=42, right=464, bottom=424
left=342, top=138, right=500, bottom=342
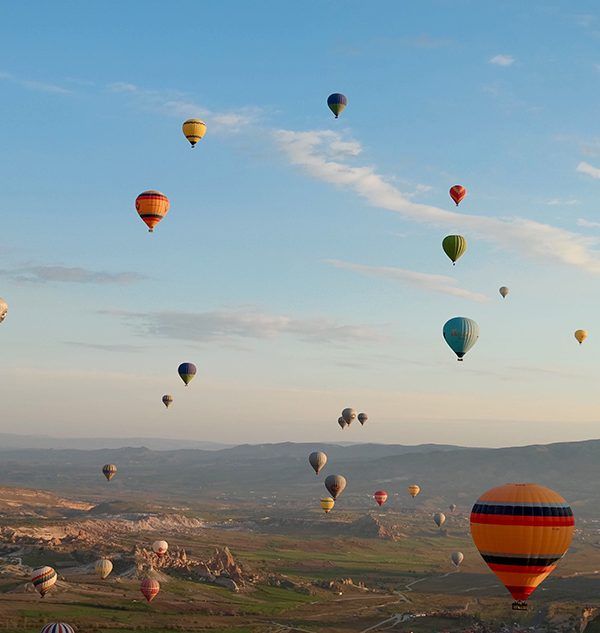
left=325, top=474, right=347, bottom=499
left=449, top=503, right=456, bottom=513
left=451, top=551, right=464, bottom=567
left=357, top=412, right=368, bottom=425
left=499, top=286, right=509, bottom=298
left=341, top=408, right=357, bottom=424
left=337, top=417, right=347, bottom=429
left=309, top=451, right=327, bottom=475
left=433, top=512, right=446, bottom=528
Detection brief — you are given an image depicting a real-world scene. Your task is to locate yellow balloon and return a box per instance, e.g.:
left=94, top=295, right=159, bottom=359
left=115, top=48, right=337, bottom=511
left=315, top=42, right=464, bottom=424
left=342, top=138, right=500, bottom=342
left=575, top=329, right=588, bottom=345
left=95, top=558, right=113, bottom=580
left=182, top=119, right=207, bottom=147
left=320, top=497, right=335, bottom=513
left=408, top=484, right=421, bottom=498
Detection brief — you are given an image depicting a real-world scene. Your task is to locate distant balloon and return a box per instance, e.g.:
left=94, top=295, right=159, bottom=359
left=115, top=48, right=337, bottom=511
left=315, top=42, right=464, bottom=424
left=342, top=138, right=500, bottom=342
left=102, top=464, right=117, bottom=481
left=449, top=185, right=467, bottom=206
left=337, top=417, right=347, bottom=429
left=95, top=558, right=113, bottom=580
left=178, top=362, right=197, bottom=386
left=499, top=286, right=509, bottom=298
left=433, top=512, right=446, bottom=528
left=182, top=119, right=207, bottom=147
left=162, top=394, right=173, bottom=408
left=140, top=577, right=160, bottom=602
left=40, top=625, right=75, bottom=633
left=442, top=235, right=467, bottom=265
left=325, top=474, right=347, bottom=500
left=451, top=551, right=464, bottom=568
left=320, top=497, right=335, bottom=514
left=32, top=566, right=57, bottom=597
left=471, top=483, right=574, bottom=608
left=135, top=190, right=170, bottom=233
left=449, top=503, right=457, bottom=513
left=327, top=93, right=347, bottom=118
left=152, top=540, right=169, bottom=556
left=575, top=330, right=588, bottom=345
left=341, top=408, right=357, bottom=424
left=358, top=412, right=368, bottom=426
left=443, top=317, right=479, bottom=361
left=374, top=490, right=388, bottom=506
left=0, top=297, right=7, bottom=323
left=408, top=484, right=421, bottom=498
left=309, top=451, right=327, bottom=475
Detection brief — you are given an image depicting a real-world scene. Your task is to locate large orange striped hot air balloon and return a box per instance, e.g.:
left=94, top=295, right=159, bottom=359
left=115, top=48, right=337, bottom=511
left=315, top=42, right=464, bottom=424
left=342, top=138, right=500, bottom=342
left=470, top=483, right=574, bottom=610
left=135, top=190, right=170, bottom=233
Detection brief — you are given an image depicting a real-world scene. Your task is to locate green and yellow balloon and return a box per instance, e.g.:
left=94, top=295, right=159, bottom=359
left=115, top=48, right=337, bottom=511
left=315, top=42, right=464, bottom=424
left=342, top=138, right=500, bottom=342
left=442, top=235, right=467, bottom=265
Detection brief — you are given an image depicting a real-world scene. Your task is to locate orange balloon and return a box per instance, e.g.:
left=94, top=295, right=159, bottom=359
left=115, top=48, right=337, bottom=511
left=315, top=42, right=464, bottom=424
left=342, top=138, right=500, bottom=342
left=135, top=191, right=170, bottom=233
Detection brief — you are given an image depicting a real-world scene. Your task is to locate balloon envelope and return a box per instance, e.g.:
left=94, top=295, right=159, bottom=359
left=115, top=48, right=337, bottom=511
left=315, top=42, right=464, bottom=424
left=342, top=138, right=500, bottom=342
left=470, top=483, right=574, bottom=605
left=327, top=93, right=347, bottom=118
left=102, top=464, right=117, bottom=481
left=341, top=408, right=357, bottom=424
left=95, top=558, right=113, bottom=579
left=325, top=474, right=347, bottom=499
left=442, top=235, right=467, bottom=264
left=451, top=551, right=464, bottom=567
left=575, top=330, right=588, bottom=345
left=140, top=578, right=160, bottom=602
left=152, top=540, right=168, bottom=556
left=434, top=512, right=446, bottom=528
left=162, top=394, right=173, bottom=408
left=443, top=317, right=479, bottom=361
left=499, top=286, right=509, bottom=298
left=0, top=297, right=7, bottom=323
left=309, top=451, right=327, bottom=475
left=374, top=490, right=388, bottom=506
left=32, top=566, right=57, bottom=597
left=178, top=362, right=197, bottom=385
left=182, top=119, right=206, bottom=147
left=40, top=625, right=75, bottom=633
left=449, top=503, right=457, bottom=513
left=408, top=484, right=420, bottom=498
left=135, top=190, right=169, bottom=233
left=320, top=497, right=335, bottom=513
left=358, top=412, right=368, bottom=425
left=449, top=185, right=467, bottom=205
left=337, top=417, right=347, bottom=429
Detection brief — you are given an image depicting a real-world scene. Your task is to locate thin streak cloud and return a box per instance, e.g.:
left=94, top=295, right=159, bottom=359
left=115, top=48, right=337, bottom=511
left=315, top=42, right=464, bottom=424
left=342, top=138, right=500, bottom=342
left=0, top=265, right=146, bottom=285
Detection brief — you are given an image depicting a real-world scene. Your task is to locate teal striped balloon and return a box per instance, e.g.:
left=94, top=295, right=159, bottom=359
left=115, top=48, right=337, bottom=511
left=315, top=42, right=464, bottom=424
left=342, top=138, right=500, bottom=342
left=443, top=317, right=479, bottom=361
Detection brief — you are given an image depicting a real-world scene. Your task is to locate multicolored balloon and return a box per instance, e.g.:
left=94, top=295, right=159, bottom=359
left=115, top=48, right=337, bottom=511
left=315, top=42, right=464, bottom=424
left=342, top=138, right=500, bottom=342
left=325, top=474, right=347, bottom=500
left=442, top=235, right=467, bottom=265
left=408, top=484, right=421, bottom=498
left=374, top=490, right=388, bottom=506
left=309, top=451, right=327, bottom=475
left=178, top=362, right=197, bottom=386
left=140, top=577, right=160, bottom=602
left=449, top=185, right=467, bottom=206
left=32, top=566, right=57, bottom=597
left=182, top=119, right=207, bottom=147
left=95, top=558, right=113, bottom=580
left=152, top=540, right=169, bottom=556
left=443, top=317, right=479, bottom=361
left=327, top=93, right=347, bottom=118
left=102, top=464, right=117, bottom=481
left=320, top=497, right=335, bottom=514
left=40, top=625, right=75, bottom=633
left=162, top=394, right=173, bottom=408
left=135, top=190, right=170, bottom=233
left=358, top=412, right=368, bottom=426
left=470, top=483, right=574, bottom=608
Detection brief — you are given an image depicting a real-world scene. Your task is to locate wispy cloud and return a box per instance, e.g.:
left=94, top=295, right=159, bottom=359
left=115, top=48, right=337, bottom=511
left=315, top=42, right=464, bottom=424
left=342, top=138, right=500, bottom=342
left=106, top=82, right=259, bottom=133
left=274, top=129, right=600, bottom=273
left=489, top=54, right=515, bottom=67
left=0, top=71, right=70, bottom=94
left=577, top=161, right=600, bottom=180
left=325, top=259, right=488, bottom=303
left=545, top=198, right=578, bottom=206
left=64, top=341, right=144, bottom=353
left=0, top=265, right=145, bottom=285
left=577, top=218, right=600, bottom=229
left=106, top=307, right=387, bottom=346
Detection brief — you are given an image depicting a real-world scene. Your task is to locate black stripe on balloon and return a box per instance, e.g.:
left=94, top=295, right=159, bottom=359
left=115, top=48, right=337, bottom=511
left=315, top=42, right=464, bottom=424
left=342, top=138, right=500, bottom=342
left=471, top=503, right=573, bottom=517
left=482, top=554, right=562, bottom=567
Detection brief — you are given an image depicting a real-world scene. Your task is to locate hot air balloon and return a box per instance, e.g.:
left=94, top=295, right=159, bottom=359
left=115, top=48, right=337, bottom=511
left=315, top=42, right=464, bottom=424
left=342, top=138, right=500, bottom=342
left=178, top=362, right=197, bottom=385
left=449, top=185, right=467, bottom=206
left=95, top=558, right=113, bottom=580
left=309, top=451, right=327, bottom=475
left=408, top=484, right=421, bottom=498
left=325, top=474, right=347, bottom=500
left=443, top=317, right=479, bottom=361
left=433, top=512, right=446, bottom=528
left=152, top=540, right=168, bottom=556
left=140, top=577, right=160, bottom=603
left=40, top=624, right=75, bottom=633
left=499, top=286, right=509, bottom=298
left=327, top=93, right=347, bottom=118
left=337, top=417, right=347, bottom=429
left=320, top=497, right=335, bottom=514
left=341, top=408, right=357, bottom=424
left=0, top=297, right=7, bottom=323
left=182, top=119, right=206, bottom=147
left=451, top=551, right=464, bottom=568
left=102, top=464, right=117, bottom=481
left=449, top=503, right=457, bottom=513
left=575, top=330, right=588, bottom=345
left=32, top=566, right=57, bottom=597
left=470, top=483, right=574, bottom=610
left=135, top=190, right=170, bottom=233
left=374, top=490, right=388, bottom=506
left=358, top=412, right=368, bottom=426
left=162, top=395, right=173, bottom=408
left=442, top=235, right=467, bottom=265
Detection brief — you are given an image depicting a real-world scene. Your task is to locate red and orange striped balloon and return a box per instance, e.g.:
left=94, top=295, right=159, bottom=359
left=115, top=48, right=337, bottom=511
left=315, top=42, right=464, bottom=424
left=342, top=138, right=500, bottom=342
left=373, top=490, right=388, bottom=506
left=135, top=190, right=170, bottom=233
left=470, top=483, right=574, bottom=608
left=140, top=577, right=160, bottom=602
left=449, top=184, right=467, bottom=206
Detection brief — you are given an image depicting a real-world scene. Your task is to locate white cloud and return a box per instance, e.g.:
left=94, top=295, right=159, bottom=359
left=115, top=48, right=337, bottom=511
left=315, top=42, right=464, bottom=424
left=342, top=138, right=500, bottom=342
left=489, top=54, right=515, bottom=67
left=577, top=218, right=600, bottom=229
left=325, top=259, right=489, bottom=303
left=274, top=129, right=600, bottom=273
left=546, top=198, right=578, bottom=206
left=577, top=161, right=600, bottom=180
left=0, top=265, right=145, bottom=284
left=0, top=71, right=70, bottom=94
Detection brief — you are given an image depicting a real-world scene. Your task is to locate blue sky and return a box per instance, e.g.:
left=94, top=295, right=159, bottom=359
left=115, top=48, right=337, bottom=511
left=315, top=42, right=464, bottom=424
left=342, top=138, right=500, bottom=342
left=2, top=1, right=600, bottom=446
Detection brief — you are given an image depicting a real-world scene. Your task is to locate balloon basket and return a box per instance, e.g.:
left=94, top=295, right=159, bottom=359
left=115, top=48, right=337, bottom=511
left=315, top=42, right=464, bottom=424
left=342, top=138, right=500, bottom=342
left=512, top=601, right=527, bottom=611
